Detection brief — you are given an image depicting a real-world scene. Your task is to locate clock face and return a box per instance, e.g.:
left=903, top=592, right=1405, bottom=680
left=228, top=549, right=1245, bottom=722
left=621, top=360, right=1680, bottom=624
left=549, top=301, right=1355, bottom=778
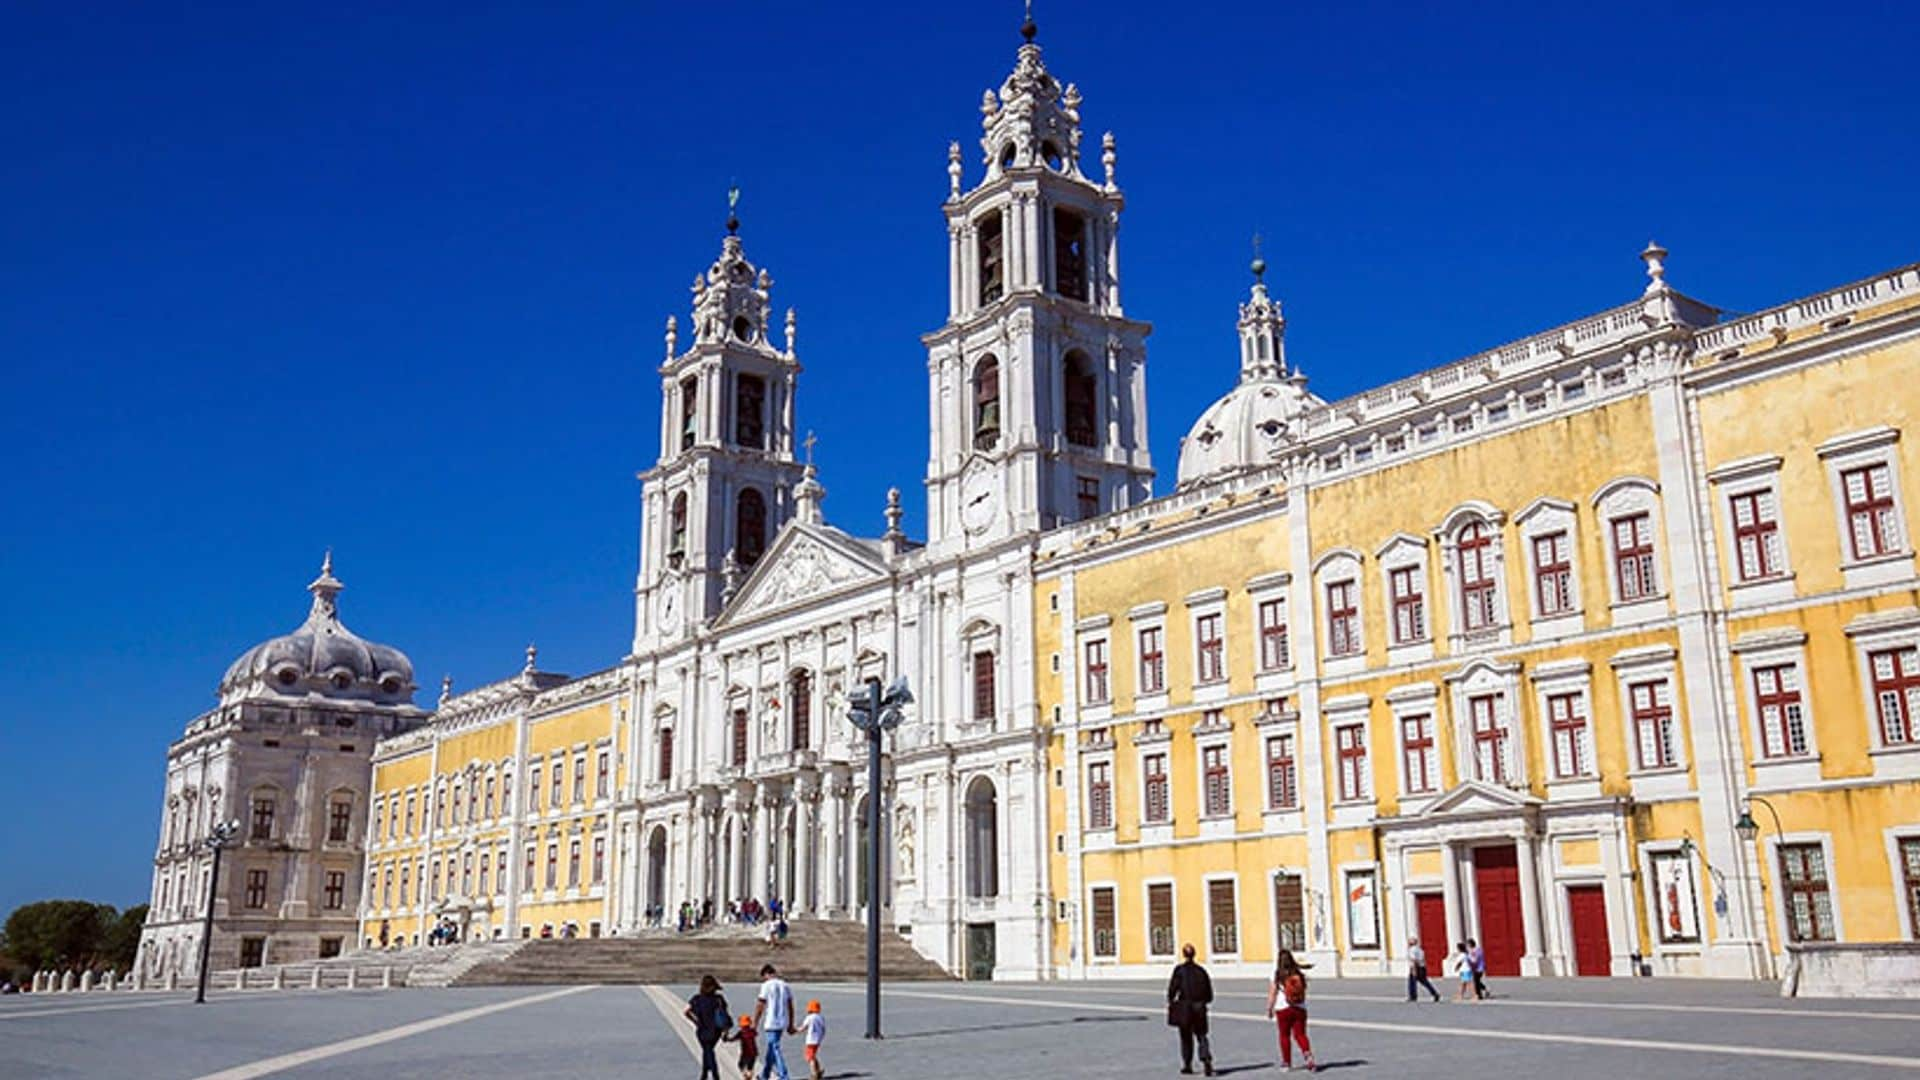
left=961, top=472, right=998, bottom=533
left=657, top=586, right=681, bottom=633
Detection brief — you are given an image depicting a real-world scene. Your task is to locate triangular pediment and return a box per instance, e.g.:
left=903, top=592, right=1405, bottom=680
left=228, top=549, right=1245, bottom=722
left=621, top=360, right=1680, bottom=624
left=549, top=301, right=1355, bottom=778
left=1417, top=779, right=1541, bottom=819
left=718, top=522, right=888, bottom=625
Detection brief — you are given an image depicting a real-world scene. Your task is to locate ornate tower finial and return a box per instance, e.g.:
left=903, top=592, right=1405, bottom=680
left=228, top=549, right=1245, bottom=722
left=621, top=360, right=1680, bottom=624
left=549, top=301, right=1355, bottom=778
left=884, top=487, right=904, bottom=537
left=1101, top=132, right=1117, bottom=191
left=1641, top=240, right=1669, bottom=296
left=1251, top=232, right=1267, bottom=282
left=307, top=551, right=344, bottom=621
left=664, top=315, right=678, bottom=361
left=948, top=141, right=963, bottom=201
left=802, top=429, right=817, bottom=467
left=720, top=549, right=742, bottom=603
left=439, top=674, right=453, bottom=707
left=523, top=643, right=537, bottom=674
left=1021, top=0, right=1037, bottom=42
left=726, top=183, right=741, bottom=235
left=784, top=307, right=797, bottom=357
left=794, top=461, right=826, bottom=526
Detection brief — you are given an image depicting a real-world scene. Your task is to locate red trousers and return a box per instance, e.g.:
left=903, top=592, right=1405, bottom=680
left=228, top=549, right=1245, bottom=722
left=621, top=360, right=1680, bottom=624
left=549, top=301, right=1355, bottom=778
left=1274, top=1006, right=1312, bottom=1064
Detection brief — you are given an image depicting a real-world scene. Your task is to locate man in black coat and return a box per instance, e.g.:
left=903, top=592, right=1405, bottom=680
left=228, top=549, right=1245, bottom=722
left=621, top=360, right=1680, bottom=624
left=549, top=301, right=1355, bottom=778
left=1167, top=943, right=1216, bottom=1076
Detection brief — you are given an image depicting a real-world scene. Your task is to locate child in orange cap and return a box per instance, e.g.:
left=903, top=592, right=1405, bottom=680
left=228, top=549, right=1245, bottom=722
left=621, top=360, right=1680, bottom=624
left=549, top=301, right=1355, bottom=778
left=800, top=1000, right=827, bottom=1080
left=735, top=1014, right=758, bottom=1076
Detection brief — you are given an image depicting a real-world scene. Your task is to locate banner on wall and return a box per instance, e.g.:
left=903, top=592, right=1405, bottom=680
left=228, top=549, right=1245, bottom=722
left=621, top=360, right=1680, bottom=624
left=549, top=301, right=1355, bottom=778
left=1345, top=869, right=1380, bottom=950
left=1651, top=850, right=1701, bottom=944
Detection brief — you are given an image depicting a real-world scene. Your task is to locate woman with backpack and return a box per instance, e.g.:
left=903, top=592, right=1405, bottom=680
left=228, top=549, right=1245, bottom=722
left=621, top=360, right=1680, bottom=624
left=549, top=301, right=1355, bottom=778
left=1264, top=949, right=1316, bottom=1073
left=682, top=973, right=732, bottom=1080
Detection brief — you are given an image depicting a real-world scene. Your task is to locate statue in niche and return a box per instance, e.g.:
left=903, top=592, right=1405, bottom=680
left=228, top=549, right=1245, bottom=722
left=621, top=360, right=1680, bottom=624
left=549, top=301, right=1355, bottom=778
left=895, top=809, right=916, bottom=880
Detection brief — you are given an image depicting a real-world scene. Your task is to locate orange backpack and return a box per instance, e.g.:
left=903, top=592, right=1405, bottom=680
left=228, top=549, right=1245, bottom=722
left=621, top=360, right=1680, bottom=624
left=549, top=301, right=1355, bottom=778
left=1282, top=972, right=1307, bottom=1006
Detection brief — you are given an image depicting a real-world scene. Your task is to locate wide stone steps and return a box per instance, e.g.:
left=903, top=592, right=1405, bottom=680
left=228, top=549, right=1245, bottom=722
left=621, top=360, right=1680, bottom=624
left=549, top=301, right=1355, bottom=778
left=452, top=921, right=951, bottom=986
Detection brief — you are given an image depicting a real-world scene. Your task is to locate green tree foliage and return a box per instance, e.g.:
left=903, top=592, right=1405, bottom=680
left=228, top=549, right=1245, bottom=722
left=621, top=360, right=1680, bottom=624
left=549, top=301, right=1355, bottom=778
left=1, top=899, right=148, bottom=979
left=101, top=905, right=149, bottom=972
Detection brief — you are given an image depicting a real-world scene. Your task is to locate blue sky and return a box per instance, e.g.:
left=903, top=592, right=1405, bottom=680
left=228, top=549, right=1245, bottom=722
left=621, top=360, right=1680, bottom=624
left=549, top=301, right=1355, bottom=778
left=2, top=1, right=1916, bottom=916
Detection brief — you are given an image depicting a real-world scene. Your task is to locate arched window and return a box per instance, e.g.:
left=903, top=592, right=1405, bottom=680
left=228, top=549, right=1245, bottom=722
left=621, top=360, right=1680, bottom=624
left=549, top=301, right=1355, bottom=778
left=1052, top=207, right=1088, bottom=301
left=978, top=212, right=1005, bottom=306
left=965, top=777, right=999, bottom=898
left=736, top=489, right=767, bottom=566
left=734, top=373, right=766, bottom=449
left=1064, top=351, right=1098, bottom=448
left=668, top=493, right=688, bottom=564
left=973, top=356, right=1001, bottom=451
left=646, top=827, right=668, bottom=911
left=789, top=669, right=813, bottom=751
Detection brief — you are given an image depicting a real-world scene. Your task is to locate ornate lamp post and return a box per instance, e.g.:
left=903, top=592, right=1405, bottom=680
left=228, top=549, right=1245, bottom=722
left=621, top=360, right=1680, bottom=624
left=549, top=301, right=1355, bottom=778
left=846, top=676, right=912, bottom=1039
left=194, top=818, right=241, bottom=1005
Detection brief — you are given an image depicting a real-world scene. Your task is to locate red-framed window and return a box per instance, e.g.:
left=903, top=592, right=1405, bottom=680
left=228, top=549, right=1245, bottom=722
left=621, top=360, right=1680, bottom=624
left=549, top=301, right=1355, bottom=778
left=478, top=854, right=490, bottom=896
left=1258, top=599, right=1290, bottom=671
left=1899, top=838, right=1920, bottom=942
left=1730, top=490, right=1783, bottom=581
left=1266, top=734, right=1297, bottom=810
left=1842, top=463, right=1900, bottom=560
left=244, top=869, right=268, bottom=909
left=471, top=776, right=483, bottom=819
left=251, top=797, right=275, bottom=841
left=592, top=836, right=606, bottom=885
left=1779, top=843, right=1836, bottom=942
left=1138, top=626, right=1166, bottom=694
left=1547, top=691, right=1588, bottom=778
left=404, top=794, right=416, bottom=836
left=1630, top=679, right=1679, bottom=769
left=323, top=870, right=345, bottom=910
left=1196, top=613, right=1225, bottom=683
left=1087, top=761, right=1113, bottom=829
left=564, top=839, right=579, bottom=888
left=1202, top=744, right=1231, bottom=817
left=1335, top=723, right=1368, bottom=802
left=1400, top=713, right=1436, bottom=794
left=1870, top=647, right=1920, bottom=747
left=1143, top=753, right=1169, bottom=824
left=1533, top=531, right=1573, bottom=615
left=484, top=776, right=496, bottom=819
left=972, top=650, right=996, bottom=720
left=1753, top=664, right=1808, bottom=758
left=461, top=852, right=473, bottom=895
left=731, top=708, right=749, bottom=767
left=545, top=842, right=559, bottom=889
left=529, top=764, right=542, bottom=811
left=596, top=750, right=611, bottom=798
left=1470, top=693, right=1509, bottom=784
left=571, top=756, right=586, bottom=804
left=1090, top=885, right=1118, bottom=958
left=1612, top=512, right=1658, bottom=601
left=1084, top=639, right=1110, bottom=704
left=1326, top=580, right=1360, bottom=657
left=1390, top=566, right=1427, bottom=644
left=656, top=728, right=674, bottom=782
left=523, top=845, right=537, bottom=894
left=1457, top=522, right=1499, bottom=630
left=548, top=760, right=563, bottom=806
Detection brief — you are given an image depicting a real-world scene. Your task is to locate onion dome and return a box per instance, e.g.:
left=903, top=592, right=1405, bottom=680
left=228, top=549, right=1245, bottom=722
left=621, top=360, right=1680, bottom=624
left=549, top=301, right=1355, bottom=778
left=218, top=553, right=416, bottom=706
left=1175, top=264, right=1321, bottom=486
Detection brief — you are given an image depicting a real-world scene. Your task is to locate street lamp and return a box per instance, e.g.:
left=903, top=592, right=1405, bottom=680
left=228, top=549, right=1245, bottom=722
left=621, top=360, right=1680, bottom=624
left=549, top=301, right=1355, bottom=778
left=194, top=818, right=241, bottom=1005
left=846, top=675, right=911, bottom=1040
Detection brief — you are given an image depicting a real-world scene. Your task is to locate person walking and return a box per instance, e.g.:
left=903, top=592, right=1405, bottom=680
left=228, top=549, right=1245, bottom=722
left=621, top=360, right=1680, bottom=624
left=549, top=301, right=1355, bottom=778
left=1406, top=936, right=1441, bottom=1003
left=753, top=963, right=796, bottom=1080
left=682, top=974, right=731, bottom=1080
left=799, top=999, right=827, bottom=1080
left=1467, top=938, right=1490, bottom=1000
left=1265, top=949, right=1316, bottom=1072
left=1451, top=942, right=1475, bottom=1002
left=1165, top=943, right=1215, bottom=1076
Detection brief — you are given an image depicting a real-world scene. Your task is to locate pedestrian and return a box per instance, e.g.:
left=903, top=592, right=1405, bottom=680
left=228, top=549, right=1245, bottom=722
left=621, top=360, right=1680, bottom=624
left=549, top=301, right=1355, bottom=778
left=1451, top=942, right=1475, bottom=1002
left=682, top=974, right=731, bottom=1080
left=1265, top=948, right=1316, bottom=1073
left=1165, top=943, right=1215, bottom=1076
left=753, top=962, right=796, bottom=1080
left=702, top=898, right=714, bottom=926
left=378, top=920, right=390, bottom=949
left=736, top=1014, right=759, bottom=1077
left=800, top=999, right=827, bottom=1080
left=1406, top=936, right=1441, bottom=1003
left=1468, top=938, right=1489, bottom=1000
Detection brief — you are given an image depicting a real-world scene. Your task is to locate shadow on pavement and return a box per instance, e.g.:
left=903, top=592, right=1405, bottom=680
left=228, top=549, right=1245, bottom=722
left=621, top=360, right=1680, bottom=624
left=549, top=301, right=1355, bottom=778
left=883, top=1013, right=1147, bottom=1041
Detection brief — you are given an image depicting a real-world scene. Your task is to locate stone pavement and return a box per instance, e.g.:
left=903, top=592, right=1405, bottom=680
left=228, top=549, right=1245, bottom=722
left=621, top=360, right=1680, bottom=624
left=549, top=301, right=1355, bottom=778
left=1, top=976, right=1916, bottom=1079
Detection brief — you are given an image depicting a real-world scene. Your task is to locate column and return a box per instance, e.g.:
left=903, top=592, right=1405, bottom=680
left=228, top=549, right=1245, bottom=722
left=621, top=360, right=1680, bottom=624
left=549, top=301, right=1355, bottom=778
left=750, top=786, right=771, bottom=904
left=796, top=785, right=818, bottom=916
left=822, top=781, right=844, bottom=916
left=690, top=802, right=710, bottom=916
left=1516, top=834, right=1546, bottom=976
left=1441, top=843, right=1464, bottom=947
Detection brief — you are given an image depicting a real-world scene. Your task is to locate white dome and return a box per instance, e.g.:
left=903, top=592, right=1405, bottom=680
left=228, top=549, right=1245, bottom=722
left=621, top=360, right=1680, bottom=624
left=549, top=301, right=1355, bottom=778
left=218, top=556, right=416, bottom=707
left=1175, top=374, right=1318, bottom=487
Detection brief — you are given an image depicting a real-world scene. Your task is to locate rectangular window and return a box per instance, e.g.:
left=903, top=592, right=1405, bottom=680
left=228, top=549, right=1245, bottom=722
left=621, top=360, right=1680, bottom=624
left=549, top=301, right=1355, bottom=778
left=529, top=764, right=542, bottom=811
left=545, top=842, right=559, bottom=890
left=1753, top=664, right=1809, bottom=758
left=1148, top=883, right=1176, bottom=957
left=461, top=852, right=473, bottom=896
left=1266, top=734, right=1297, bottom=810
left=1202, top=744, right=1231, bottom=817
left=1533, top=531, right=1573, bottom=615
left=239, top=938, right=266, bottom=969
left=567, top=839, right=581, bottom=888
left=1087, top=761, right=1113, bottom=830
left=1470, top=693, right=1509, bottom=783
left=1196, top=613, right=1225, bottom=683
left=484, top=776, right=496, bottom=818
left=370, top=800, right=384, bottom=844
left=596, top=751, right=611, bottom=798
left=572, top=755, right=586, bottom=804
left=1401, top=713, right=1436, bottom=793
left=1138, top=626, right=1166, bottom=693
left=251, top=797, right=275, bottom=841
left=791, top=675, right=812, bottom=750
left=1390, top=566, right=1427, bottom=644
left=731, top=708, right=749, bottom=767
left=1077, top=475, right=1100, bottom=521
left=328, top=800, right=352, bottom=843
left=549, top=760, right=563, bottom=807
left=1612, top=512, right=1658, bottom=601
left=1090, top=886, right=1117, bottom=958
left=592, top=835, right=606, bottom=885
left=1258, top=599, right=1290, bottom=671
left=398, top=863, right=409, bottom=907
left=1869, top=647, right=1920, bottom=747
left=1547, top=692, right=1588, bottom=778
left=972, top=650, right=996, bottom=721
left=1779, top=843, right=1836, bottom=943
left=1842, top=464, right=1900, bottom=559
left=1336, top=722, right=1369, bottom=802
left=404, top=794, right=415, bottom=836
left=467, top=780, right=478, bottom=822
left=323, top=870, right=345, bottom=910
left=1730, top=490, right=1783, bottom=581
left=478, top=854, right=490, bottom=896
left=657, top=729, right=674, bottom=782
left=244, top=869, right=268, bottom=909
left=1630, top=679, right=1679, bottom=769
left=1457, top=524, right=1499, bottom=630
left=1326, top=580, right=1360, bottom=657
left=1143, top=752, right=1169, bottom=824
left=1084, top=639, right=1110, bottom=704
left=1900, top=838, right=1920, bottom=941
left=446, top=858, right=457, bottom=898
left=1207, top=880, right=1239, bottom=955
left=524, top=845, right=537, bottom=894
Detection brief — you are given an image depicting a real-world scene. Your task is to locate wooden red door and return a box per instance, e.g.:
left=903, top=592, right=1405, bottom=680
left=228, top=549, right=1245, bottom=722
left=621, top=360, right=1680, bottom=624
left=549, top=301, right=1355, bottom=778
left=1472, top=844, right=1523, bottom=976
left=1415, top=892, right=1449, bottom=961
left=1567, top=884, right=1611, bottom=976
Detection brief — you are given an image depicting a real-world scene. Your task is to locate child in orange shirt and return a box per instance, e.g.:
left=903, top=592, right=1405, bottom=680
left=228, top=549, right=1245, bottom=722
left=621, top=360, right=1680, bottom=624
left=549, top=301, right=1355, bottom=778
left=800, top=1000, right=827, bottom=1080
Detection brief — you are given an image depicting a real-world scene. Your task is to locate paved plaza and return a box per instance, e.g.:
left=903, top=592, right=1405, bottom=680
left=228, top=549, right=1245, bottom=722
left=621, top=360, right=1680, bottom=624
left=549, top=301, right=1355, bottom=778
left=2, top=977, right=1917, bottom=1079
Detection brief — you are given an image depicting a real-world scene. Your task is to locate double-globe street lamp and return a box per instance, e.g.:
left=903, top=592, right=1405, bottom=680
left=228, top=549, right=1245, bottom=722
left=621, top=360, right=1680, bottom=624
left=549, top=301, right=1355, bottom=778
left=846, top=676, right=912, bottom=1040
left=194, top=818, right=241, bottom=1005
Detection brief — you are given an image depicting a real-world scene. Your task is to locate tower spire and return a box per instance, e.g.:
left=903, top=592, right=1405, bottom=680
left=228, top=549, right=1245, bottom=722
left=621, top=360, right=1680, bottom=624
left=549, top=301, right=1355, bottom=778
left=1021, top=0, right=1037, bottom=42
left=726, top=183, right=741, bottom=236
left=307, top=550, right=343, bottom=622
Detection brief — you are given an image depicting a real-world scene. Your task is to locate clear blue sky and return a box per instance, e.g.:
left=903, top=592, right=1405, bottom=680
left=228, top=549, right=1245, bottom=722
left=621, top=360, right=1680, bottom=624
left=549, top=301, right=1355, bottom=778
left=3, top=1, right=1915, bottom=916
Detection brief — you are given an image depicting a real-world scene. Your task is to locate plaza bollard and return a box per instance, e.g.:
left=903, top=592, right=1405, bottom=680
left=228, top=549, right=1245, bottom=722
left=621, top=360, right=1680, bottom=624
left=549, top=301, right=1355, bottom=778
left=346, top=966, right=358, bottom=990
left=165, top=969, right=179, bottom=991
left=381, top=966, right=393, bottom=989
left=60, top=971, right=75, bottom=993
left=102, top=971, right=115, bottom=991
left=272, top=968, right=286, bottom=990
left=79, top=971, right=94, bottom=993
left=310, top=966, right=322, bottom=990
left=32, top=972, right=44, bottom=993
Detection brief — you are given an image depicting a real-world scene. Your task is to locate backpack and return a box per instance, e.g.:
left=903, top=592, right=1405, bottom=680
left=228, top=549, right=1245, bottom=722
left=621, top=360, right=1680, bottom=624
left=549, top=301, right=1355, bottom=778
left=1282, top=972, right=1307, bottom=1006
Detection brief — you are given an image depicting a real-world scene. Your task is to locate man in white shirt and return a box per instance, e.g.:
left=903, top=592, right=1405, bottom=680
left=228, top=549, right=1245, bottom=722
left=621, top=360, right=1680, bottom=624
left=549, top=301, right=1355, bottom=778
left=752, top=963, right=795, bottom=1080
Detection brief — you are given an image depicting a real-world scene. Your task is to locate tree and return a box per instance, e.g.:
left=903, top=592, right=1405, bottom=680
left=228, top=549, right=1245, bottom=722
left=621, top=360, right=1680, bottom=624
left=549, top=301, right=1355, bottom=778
left=100, top=905, right=148, bottom=972
left=1, top=900, right=115, bottom=976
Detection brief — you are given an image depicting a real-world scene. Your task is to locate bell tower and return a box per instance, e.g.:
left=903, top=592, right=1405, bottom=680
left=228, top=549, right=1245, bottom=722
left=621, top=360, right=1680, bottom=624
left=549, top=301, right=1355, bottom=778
left=923, top=15, right=1154, bottom=552
left=634, top=195, right=806, bottom=653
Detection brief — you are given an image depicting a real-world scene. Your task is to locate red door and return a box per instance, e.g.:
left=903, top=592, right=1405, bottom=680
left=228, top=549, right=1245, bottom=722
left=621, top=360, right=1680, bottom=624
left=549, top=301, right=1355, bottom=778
left=1472, top=844, right=1523, bottom=976
left=1415, top=892, right=1449, bottom=962
left=1567, top=884, right=1611, bottom=976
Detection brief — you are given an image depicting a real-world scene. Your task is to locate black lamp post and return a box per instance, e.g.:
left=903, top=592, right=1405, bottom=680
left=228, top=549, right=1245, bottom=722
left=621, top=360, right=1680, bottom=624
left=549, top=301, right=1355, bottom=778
left=846, top=676, right=912, bottom=1040
left=194, top=819, right=241, bottom=1005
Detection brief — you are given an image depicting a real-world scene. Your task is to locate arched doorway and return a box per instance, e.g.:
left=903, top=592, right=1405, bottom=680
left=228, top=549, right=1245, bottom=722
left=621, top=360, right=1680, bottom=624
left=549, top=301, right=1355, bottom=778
left=854, top=794, right=871, bottom=910
left=646, top=826, right=668, bottom=918
left=965, top=776, right=999, bottom=898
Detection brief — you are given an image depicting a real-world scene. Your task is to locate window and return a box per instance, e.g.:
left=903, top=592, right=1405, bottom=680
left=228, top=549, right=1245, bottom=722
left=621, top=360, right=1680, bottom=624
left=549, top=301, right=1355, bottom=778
left=596, top=751, right=611, bottom=798
left=1138, top=626, right=1165, bottom=694
left=1754, top=665, right=1809, bottom=758
left=1547, top=692, right=1588, bottom=778
left=1090, top=886, right=1117, bottom=958
left=1335, top=723, right=1369, bottom=802
left=495, top=844, right=507, bottom=895
left=977, top=212, right=1004, bottom=306
left=592, top=836, right=606, bottom=885
left=1390, top=566, right=1426, bottom=644
left=1258, top=599, right=1290, bottom=671
left=678, top=377, right=698, bottom=450
left=1779, top=843, right=1836, bottom=942
left=1326, top=580, right=1360, bottom=657
left=244, top=869, right=268, bottom=909
left=1470, top=693, right=1509, bottom=783
left=1143, top=753, right=1169, bottom=823
left=1612, top=513, right=1658, bottom=601
left=567, top=839, right=581, bottom=888
left=731, top=708, right=749, bottom=767
left=572, top=755, right=586, bottom=804
left=529, top=763, right=543, bottom=811
left=1054, top=208, right=1089, bottom=302
left=1457, top=522, right=1499, bottom=630
left=251, top=797, right=275, bottom=841
left=790, top=670, right=813, bottom=751
left=1084, top=639, right=1110, bottom=704
left=1266, top=735, right=1297, bottom=810
left=1202, top=744, right=1231, bottom=817
left=240, top=938, right=266, bottom=969
left=736, top=489, right=768, bottom=566
left=1533, top=532, right=1572, bottom=615
left=404, top=793, right=417, bottom=835
left=1087, top=761, right=1113, bottom=829
left=1401, top=714, right=1436, bottom=794
left=545, top=842, right=559, bottom=890
left=1148, top=883, right=1176, bottom=957
left=549, top=760, right=563, bottom=807
left=973, top=357, right=1001, bottom=451
left=1630, top=680, right=1679, bottom=769
left=446, top=858, right=457, bottom=898
left=1207, top=880, right=1239, bottom=955
left=657, top=728, right=674, bottom=782
left=1900, top=838, right=1920, bottom=941
left=1870, top=647, right=1920, bottom=747
left=734, top=373, right=765, bottom=450
left=370, top=800, right=383, bottom=844
left=1730, top=491, right=1784, bottom=581
left=972, top=651, right=996, bottom=721
left=478, top=853, right=490, bottom=896
left=1064, top=351, right=1098, bottom=447
left=398, top=863, right=410, bottom=907
left=1194, top=613, right=1225, bottom=684
left=322, top=870, right=345, bottom=910
left=500, top=769, right=511, bottom=814
left=1842, top=464, right=1900, bottom=559
left=328, top=799, right=352, bottom=843
left=965, top=778, right=1000, bottom=898
left=1077, top=475, right=1100, bottom=521
left=461, top=852, right=472, bottom=895
left=484, top=776, right=496, bottom=818
left=667, top=492, right=688, bottom=561
left=524, top=845, right=537, bottom=894
left=467, top=778, right=479, bottom=821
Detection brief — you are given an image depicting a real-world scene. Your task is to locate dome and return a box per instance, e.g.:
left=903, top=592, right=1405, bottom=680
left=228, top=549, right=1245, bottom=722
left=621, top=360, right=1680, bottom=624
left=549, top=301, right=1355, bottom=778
left=1175, top=373, right=1318, bottom=487
left=218, top=555, right=417, bottom=706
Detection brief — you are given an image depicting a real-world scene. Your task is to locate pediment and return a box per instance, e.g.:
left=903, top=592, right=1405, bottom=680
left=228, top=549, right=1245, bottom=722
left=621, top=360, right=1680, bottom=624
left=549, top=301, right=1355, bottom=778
left=718, top=523, right=888, bottom=624
left=1417, top=780, right=1541, bottom=819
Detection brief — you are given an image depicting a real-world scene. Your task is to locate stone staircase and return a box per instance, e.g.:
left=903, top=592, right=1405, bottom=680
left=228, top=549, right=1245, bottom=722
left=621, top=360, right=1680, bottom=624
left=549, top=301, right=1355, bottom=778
left=451, top=920, right=952, bottom=986
left=405, top=939, right=528, bottom=987
left=204, top=939, right=527, bottom=991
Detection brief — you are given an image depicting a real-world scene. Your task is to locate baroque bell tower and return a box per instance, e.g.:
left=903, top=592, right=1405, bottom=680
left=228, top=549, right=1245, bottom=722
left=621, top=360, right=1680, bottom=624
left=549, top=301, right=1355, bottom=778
left=634, top=195, right=806, bottom=653
left=923, top=14, right=1154, bottom=552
